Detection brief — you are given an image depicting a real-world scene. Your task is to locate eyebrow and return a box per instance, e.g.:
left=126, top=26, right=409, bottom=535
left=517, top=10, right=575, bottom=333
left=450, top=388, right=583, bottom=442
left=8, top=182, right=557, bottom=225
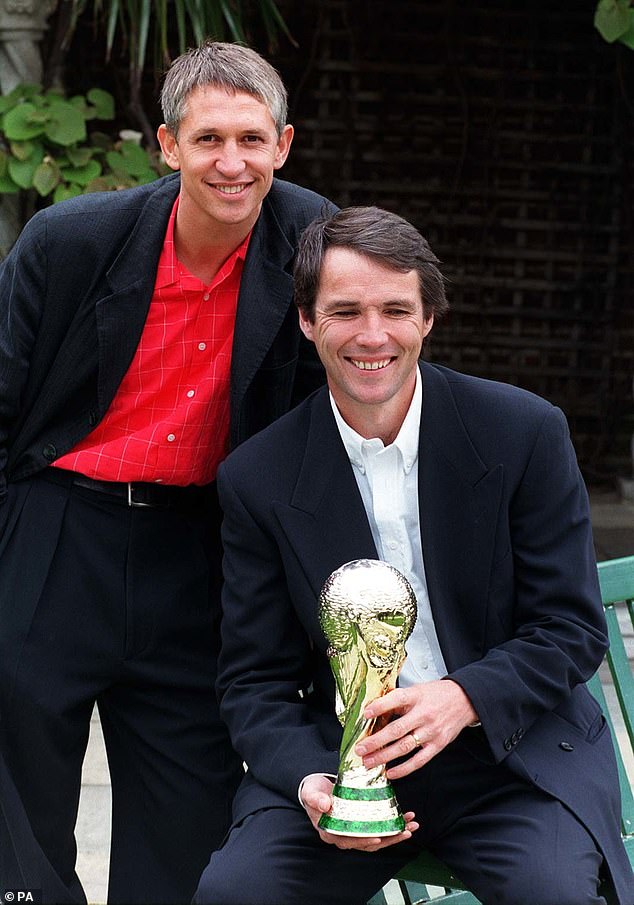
left=191, top=125, right=269, bottom=136
left=318, top=298, right=419, bottom=310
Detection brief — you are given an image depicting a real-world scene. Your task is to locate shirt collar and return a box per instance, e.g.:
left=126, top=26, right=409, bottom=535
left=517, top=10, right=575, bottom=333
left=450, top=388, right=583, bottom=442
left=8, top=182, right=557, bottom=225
left=330, top=366, right=422, bottom=475
left=155, top=195, right=251, bottom=291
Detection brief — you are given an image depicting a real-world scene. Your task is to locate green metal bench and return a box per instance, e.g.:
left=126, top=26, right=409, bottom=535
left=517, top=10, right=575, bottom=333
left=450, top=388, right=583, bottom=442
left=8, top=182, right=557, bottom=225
left=370, top=553, right=634, bottom=905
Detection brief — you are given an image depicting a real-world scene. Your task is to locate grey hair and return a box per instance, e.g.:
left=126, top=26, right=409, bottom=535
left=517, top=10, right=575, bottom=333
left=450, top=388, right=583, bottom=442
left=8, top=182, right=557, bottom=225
left=160, top=41, right=288, bottom=137
left=293, top=206, right=449, bottom=322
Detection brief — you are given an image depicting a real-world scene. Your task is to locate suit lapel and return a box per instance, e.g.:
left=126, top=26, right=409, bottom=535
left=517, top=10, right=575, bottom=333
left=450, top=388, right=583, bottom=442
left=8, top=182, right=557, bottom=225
left=95, top=176, right=180, bottom=411
left=273, top=390, right=378, bottom=600
left=276, top=369, right=504, bottom=668
left=418, top=362, right=503, bottom=668
left=230, top=195, right=295, bottom=434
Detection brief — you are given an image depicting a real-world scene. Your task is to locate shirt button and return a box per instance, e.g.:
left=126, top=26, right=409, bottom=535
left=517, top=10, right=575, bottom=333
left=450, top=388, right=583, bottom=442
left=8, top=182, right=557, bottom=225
left=389, top=540, right=398, bottom=550
left=203, top=293, right=210, bottom=301
left=186, top=390, right=195, bottom=398
left=198, top=342, right=207, bottom=351
left=167, top=433, right=176, bottom=442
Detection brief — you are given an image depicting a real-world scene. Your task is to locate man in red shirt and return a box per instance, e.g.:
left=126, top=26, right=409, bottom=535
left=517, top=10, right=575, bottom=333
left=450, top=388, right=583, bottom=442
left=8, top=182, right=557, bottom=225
left=0, top=41, right=335, bottom=904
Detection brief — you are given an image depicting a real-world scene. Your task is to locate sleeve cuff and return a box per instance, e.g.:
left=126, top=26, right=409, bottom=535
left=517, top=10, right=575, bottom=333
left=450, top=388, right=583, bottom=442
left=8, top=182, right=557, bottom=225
left=297, top=773, right=337, bottom=809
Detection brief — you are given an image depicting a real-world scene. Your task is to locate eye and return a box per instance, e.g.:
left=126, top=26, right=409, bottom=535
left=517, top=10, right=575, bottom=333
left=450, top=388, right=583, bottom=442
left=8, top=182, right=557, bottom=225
left=330, top=309, right=357, bottom=319
left=243, top=134, right=264, bottom=143
left=198, top=134, right=219, bottom=143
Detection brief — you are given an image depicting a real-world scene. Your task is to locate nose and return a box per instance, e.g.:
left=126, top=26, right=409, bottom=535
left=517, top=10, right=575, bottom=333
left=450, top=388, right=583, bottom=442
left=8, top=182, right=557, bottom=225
left=357, top=310, right=389, bottom=346
left=215, top=141, right=246, bottom=178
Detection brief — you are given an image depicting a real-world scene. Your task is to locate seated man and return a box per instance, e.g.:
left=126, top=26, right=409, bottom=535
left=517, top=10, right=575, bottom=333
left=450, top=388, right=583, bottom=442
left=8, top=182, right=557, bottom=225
left=194, top=206, right=633, bottom=905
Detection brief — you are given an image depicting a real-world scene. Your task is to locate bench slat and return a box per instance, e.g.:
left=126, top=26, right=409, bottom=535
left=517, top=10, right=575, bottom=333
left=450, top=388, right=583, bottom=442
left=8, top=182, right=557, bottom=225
left=384, top=554, right=634, bottom=905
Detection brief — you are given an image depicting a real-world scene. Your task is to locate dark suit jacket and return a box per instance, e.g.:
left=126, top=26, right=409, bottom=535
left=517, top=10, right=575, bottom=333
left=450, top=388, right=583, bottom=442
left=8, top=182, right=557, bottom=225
left=0, top=172, right=334, bottom=499
left=216, top=362, right=632, bottom=904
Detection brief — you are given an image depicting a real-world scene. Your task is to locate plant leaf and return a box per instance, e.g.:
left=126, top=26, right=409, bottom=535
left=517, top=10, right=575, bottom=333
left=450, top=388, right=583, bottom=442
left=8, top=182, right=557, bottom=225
left=594, top=0, right=632, bottom=42
left=32, top=158, right=62, bottom=196
left=87, top=88, right=116, bottom=120
left=0, top=172, right=19, bottom=193
left=54, top=183, right=83, bottom=203
left=85, top=175, right=117, bottom=192
left=3, top=103, right=46, bottom=141
left=44, top=101, right=87, bottom=146
left=8, top=148, right=45, bottom=189
left=618, top=8, right=634, bottom=46
left=9, top=140, right=37, bottom=161
left=61, top=158, right=102, bottom=186
left=66, top=146, right=95, bottom=167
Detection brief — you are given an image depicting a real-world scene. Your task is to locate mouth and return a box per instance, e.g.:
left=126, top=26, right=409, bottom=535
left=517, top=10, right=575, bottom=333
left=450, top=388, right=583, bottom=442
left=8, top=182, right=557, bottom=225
left=349, top=358, right=393, bottom=371
left=210, top=182, right=251, bottom=195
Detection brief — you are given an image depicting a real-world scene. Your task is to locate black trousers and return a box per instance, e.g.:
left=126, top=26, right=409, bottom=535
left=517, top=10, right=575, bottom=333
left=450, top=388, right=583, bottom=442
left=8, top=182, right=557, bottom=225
left=195, top=730, right=611, bottom=905
left=0, top=471, right=243, bottom=905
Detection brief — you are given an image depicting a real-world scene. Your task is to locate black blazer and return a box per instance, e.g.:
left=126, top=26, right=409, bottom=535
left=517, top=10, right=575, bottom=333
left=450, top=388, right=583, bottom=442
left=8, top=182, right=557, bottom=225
left=216, top=362, right=632, bottom=904
left=0, top=173, right=335, bottom=497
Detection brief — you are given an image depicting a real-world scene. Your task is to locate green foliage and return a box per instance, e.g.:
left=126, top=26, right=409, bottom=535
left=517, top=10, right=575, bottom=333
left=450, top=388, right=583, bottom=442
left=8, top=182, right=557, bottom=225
left=79, top=0, right=296, bottom=66
left=0, top=84, right=168, bottom=203
left=594, top=0, right=634, bottom=49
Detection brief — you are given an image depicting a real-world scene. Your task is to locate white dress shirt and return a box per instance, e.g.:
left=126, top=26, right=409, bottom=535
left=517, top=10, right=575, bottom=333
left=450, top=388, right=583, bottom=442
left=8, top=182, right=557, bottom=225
left=329, top=367, right=447, bottom=685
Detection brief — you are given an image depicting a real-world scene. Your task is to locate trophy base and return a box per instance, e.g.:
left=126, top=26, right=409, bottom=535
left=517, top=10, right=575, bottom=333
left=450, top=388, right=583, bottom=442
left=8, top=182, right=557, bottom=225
left=318, top=782, right=406, bottom=837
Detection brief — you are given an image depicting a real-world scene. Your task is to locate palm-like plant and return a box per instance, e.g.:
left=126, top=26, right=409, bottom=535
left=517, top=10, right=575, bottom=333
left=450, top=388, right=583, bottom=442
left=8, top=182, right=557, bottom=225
left=46, top=0, right=295, bottom=147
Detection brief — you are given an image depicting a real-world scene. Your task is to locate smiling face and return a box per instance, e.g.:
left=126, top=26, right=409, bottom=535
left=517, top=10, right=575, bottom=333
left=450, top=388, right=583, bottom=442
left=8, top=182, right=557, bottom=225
left=299, top=247, right=433, bottom=441
left=158, top=85, right=293, bottom=243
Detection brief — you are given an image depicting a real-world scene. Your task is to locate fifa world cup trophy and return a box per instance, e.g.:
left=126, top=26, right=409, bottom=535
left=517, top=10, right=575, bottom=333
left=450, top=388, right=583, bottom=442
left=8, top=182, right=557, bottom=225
left=318, top=559, right=417, bottom=836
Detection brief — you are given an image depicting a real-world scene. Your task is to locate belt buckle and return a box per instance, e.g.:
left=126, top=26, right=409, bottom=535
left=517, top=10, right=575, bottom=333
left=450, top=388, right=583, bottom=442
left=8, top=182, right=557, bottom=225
left=127, top=482, right=154, bottom=508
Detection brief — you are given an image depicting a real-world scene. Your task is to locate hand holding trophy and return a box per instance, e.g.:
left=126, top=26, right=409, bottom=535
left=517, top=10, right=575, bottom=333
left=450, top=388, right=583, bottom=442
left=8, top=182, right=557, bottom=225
left=318, top=559, right=417, bottom=836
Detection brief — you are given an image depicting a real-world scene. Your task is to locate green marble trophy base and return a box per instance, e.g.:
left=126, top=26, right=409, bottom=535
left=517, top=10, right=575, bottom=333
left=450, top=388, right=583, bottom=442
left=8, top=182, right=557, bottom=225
left=318, top=781, right=405, bottom=837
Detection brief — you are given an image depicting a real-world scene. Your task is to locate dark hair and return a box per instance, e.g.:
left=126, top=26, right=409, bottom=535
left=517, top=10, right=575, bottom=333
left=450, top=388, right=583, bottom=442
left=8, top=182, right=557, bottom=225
left=294, top=206, right=448, bottom=322
left=160, top=41, right=288, bottom=137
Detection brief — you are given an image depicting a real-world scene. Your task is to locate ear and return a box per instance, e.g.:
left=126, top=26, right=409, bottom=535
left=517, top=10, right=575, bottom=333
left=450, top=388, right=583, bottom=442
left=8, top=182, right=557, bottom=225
left=422, top=312, right=434, bottom=340
left=157, top=124, right=180, bottom=171
left=298, top=306, right=314, bottom=342
left=273, top=124, right=294, bottom=171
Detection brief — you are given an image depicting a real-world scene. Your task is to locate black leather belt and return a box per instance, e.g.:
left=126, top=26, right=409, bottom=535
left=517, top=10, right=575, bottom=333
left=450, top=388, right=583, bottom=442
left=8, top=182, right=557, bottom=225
left=42, top=467, right=208, bottom=510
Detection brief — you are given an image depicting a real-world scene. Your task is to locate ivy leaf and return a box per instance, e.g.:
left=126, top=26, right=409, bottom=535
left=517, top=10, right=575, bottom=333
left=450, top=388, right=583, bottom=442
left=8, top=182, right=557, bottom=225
left=90, top=131, right=114, bottom=151
left=54, top=183, right=82, bottom=203
left=0, top=172, right=19, bottom=193
left=0, top=84, right=39, bottom=115
left=594, top=0, right=632, bottom=42
left=9, top=140, right=37, bottom=162
left=618, top=9, right=634, bottom=46
left=84, top=176, right=112, bottom=193
left=32, top=158, right=62, bottom=196
left=86, top=88, right=115, bottom=121
left=116, top=140, right=156, bottom=177
left=8, top=146, right=45, bottom=189
left=66, top=146, right=94, bottom=167
left=61, top=158, right=102, bottom=186
left=3, top=103, right=46, bottom=141
left=44, top=100, right=87, bottom=147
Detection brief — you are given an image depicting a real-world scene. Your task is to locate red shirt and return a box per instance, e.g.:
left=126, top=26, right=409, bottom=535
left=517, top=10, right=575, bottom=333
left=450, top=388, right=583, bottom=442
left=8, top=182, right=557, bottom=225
left=54, top=199, right=250, bottom=485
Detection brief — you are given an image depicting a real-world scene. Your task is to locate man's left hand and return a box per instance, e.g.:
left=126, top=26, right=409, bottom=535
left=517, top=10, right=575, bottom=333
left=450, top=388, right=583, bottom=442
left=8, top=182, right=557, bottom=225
left=301, top=774, right=419, bottom=852
left=355, top=679, right=478, bottom=780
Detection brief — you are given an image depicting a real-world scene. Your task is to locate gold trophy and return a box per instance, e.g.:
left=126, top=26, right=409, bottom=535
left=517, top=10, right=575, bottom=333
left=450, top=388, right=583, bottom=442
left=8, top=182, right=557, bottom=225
left=318, top=559, right=417, bottom=836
